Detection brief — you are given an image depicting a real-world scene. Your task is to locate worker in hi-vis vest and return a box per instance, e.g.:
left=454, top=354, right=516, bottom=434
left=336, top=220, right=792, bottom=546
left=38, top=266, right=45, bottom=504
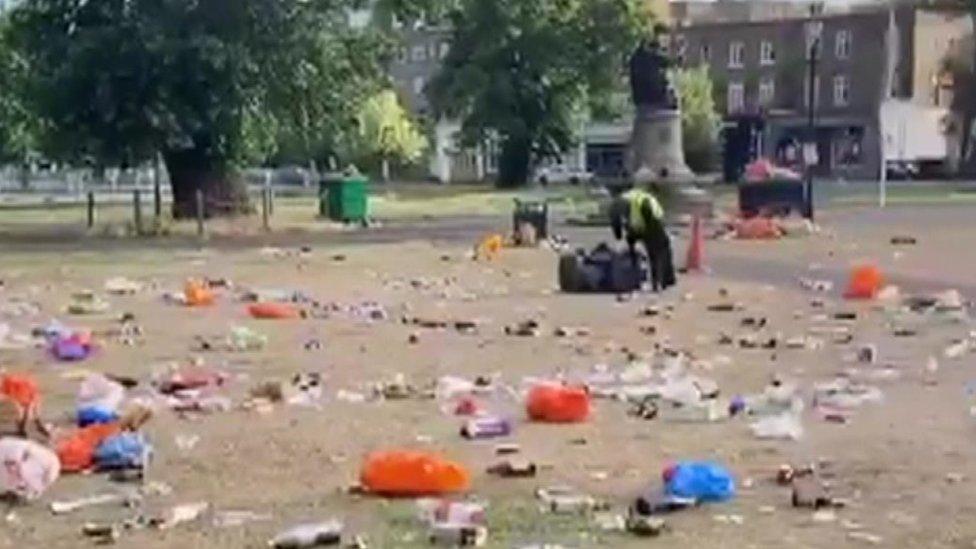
left=609, top=186, right=676, bottom=292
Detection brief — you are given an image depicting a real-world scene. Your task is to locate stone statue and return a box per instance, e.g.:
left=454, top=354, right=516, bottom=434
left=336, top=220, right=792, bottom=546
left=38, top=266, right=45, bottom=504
left=629, top=38, right=677, bottom=110
left=627, top=33, right=692, bottom=181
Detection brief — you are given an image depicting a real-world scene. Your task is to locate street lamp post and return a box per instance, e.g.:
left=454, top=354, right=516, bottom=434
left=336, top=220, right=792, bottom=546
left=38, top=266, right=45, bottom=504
left=804, top=4, right=823, bottom=221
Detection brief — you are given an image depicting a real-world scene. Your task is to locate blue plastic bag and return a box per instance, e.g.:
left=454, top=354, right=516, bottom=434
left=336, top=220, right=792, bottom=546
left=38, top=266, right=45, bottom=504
left=663, top=461, right=736, bottom=503
left=76, top=406, right=119, bottom=427
left=93, top=433, right=151, bottom=470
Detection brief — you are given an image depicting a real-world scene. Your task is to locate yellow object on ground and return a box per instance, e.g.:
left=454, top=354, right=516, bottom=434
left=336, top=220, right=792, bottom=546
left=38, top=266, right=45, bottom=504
left=475, top=234, right=504, bottom=261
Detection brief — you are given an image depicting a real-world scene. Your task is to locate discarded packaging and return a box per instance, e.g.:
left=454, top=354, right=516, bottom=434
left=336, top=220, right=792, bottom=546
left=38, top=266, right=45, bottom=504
left=791, top=477, right=837, bottom=509
left=626, top=513, right=666, bottom=536
left=105, top=277, right=144, bottom=295
left=658, top=399, right=727, bottom=423
left=82, top=522, right=120, bottom=543
left=536, top=486, right=601, bottom=514
left=461, top=417, right=512, bottom=440
left=0, top=437, right=60, bottom=500
left=50, top=492, right=135, bottom=515
left=664, top=461, right=736, bottom=503
left=212, top=510, right=271, bottom=528
left=429, top=523, right=488, bottom=546
left=153, top=502, right=209, bottom=529
left=360, top=450, right=470, bottom=496
left=634, top=491, right=698, bottom=516
left=750, top=414, right=803, bottom=441
left=813, top=379, right=883, bottom=410
left=944, top=340, right=969, bottom=359
left=270, top=520, right=343, bottom=548
left=486, top=458, right=537, bottom=478
left=417, top=500, right=488, bottom=547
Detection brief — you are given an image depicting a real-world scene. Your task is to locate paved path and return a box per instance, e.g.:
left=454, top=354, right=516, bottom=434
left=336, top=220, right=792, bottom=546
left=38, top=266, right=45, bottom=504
left=1, top=200, right=973, bottom=299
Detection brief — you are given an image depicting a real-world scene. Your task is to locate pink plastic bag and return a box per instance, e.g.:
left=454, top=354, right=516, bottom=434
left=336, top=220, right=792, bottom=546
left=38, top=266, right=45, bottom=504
left=0, top=437, right=60, bottom=499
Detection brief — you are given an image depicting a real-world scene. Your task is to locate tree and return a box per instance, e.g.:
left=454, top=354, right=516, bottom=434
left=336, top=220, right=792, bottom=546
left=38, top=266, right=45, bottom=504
left=673, top=66, right=721, bottom=173
left=354, top=90, right=428, bottom=181
left=428, top=0, right=653, bottom=187
left=6, top=0, right=382, bottom=217
left=0, top=15, right=37, bottom=166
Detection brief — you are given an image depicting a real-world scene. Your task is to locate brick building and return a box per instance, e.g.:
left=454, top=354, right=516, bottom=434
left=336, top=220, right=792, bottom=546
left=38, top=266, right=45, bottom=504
left=673, top=5, right=973, bottom=179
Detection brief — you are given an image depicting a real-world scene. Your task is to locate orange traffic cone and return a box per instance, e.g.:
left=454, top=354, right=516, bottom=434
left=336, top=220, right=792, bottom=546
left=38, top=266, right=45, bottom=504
left=684, top=214, right=704, bottom=273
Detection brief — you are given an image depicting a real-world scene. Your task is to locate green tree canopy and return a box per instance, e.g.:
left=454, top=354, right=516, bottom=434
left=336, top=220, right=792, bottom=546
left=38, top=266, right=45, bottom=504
left=428, top=0, right=653, bottom=187
left=673, top=65, right=721, bottom=174
left=0, top=15, right=37, bottom=164
left=355, top=89, right=427, bottom=179
left=5, top=0, right=386, bottom=216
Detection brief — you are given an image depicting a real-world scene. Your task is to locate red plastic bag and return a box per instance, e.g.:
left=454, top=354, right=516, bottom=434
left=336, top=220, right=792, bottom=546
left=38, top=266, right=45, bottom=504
left=844, top=264, right=884, bottom=300
left=0, top=374, right=40, bottom=409
left=360, top=450, right=470, bottom=496
left=157, top=364, right=226, bottom=395
left=526, top=384, right=590, bottom=423
left=56, top=423, right=121, bottom=473
left=248, top=302, right=300, bottom=319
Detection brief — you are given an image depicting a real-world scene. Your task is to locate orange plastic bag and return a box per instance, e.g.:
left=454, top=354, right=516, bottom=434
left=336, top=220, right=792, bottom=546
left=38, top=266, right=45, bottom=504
left=844, top=264, right=884, bottom=300
left=360, top=450, right=470, bottom=496
left=526, top=384, right=590, bottom=423
left=475, top=234, right=504, bottom=261
left=248, top=302, right=300, bottom=319
left=56, top=423, right=121, bottom=473
left=184, top=280, right=215, bottom=307
left=1, top=373, right=40, bottom=409
left=735, top=217, right=783, bottom=240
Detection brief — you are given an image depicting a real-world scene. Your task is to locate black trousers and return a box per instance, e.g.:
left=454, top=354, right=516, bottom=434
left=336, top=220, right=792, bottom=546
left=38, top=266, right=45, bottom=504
left=627, top=219, right=676, bottom=292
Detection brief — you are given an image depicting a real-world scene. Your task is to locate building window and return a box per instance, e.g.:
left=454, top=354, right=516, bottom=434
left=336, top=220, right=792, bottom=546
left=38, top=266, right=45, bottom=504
left=760, top=40, right=776, bottom=65
left=804, top=75, right=821, bottom=108
left=833, top=74, right=850, bottom=106
left=440, top=41, right=450, bottom=59
left=727, top=82, right=745, bottom=113
left=728, top=41, right=745, bottom=68
left=759, top=78, right=776, bottom=106
left=835, top=30, right=852, bottom=59
left=411, top=45, right=427, bottom=62
left=412, top=77, right=425, bottom=96
left=700, top=43, right=711, bottom=64
left=397, top=47, right=409, bottom=64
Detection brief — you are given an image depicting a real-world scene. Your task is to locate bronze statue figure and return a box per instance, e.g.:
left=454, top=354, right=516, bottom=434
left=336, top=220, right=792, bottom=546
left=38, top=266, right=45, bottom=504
left=629, top=36, right=677, bottom=109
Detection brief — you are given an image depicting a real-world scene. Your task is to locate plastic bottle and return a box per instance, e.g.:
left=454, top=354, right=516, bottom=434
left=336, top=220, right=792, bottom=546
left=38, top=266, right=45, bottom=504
left=269, top=520, right=343, bottom=548
left=429, top=523, right=488, bottom=546
left=460, top=417, right=511, bottom=439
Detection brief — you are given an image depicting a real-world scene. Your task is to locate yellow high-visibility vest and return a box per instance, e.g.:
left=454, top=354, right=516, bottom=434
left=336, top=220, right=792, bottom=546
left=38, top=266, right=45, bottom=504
left=622, top=189, right=663, bottom=233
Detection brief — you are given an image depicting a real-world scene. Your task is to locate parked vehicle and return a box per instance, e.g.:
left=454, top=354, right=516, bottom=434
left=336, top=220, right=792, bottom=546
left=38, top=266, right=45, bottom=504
left=885, top=160, right=919, bottom=181
left=534, top=165, right=594, bottom=186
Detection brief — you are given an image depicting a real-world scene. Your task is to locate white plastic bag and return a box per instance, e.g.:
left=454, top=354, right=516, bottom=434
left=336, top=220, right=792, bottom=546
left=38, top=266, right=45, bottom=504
left=0, top=437, right=60, bottom=499
left=750, top=414, right=803, bottom=441
left=436, top=376, right=476, bottom=401
left=77, top=374, right=126, bottom=412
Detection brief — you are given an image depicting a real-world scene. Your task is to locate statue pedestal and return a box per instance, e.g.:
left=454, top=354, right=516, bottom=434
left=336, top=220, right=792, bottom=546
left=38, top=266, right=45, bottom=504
left=628, top=106, right=694, bottom=183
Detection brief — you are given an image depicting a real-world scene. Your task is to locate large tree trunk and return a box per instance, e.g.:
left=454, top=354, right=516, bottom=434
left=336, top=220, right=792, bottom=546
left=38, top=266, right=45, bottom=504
left=163, top=148, right=251, bottom=219
left=497, top=135, right=531, bottom=188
